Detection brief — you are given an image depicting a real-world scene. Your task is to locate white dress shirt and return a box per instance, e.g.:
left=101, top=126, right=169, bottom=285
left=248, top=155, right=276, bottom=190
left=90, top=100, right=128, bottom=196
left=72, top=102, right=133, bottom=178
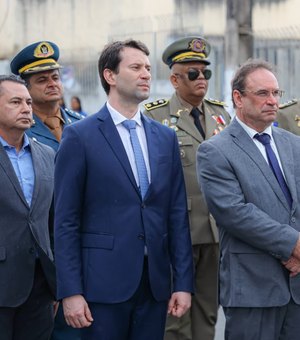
left=235, top=116, right=285, bottom=175
left=107, top=101, right=151, bottom=186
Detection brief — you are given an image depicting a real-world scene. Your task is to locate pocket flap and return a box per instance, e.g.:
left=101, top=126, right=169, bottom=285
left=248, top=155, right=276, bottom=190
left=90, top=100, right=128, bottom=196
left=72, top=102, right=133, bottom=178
left=81, top=233, right=114, bottom=250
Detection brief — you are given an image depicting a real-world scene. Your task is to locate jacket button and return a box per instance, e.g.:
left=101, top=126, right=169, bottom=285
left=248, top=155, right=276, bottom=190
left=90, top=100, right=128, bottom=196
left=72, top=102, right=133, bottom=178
left=138, top=234, right=145, bottom=240
left=29, top=247, right=35, bottom=254
left=291, top=217, right=296, bottom=223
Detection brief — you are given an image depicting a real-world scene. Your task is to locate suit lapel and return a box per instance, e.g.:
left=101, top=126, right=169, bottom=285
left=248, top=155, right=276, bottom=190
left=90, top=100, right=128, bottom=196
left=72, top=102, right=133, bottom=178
left=29, top=139, right=41, bottom=211
left=230, top=119, right=290, bottom=211
left=141, top=114, right=159, bottom=199
left=272, top=128, right=297, bottom=212
left=96, top=106, right=140, bottom=196
left=0, top=143, right=28, bottom=207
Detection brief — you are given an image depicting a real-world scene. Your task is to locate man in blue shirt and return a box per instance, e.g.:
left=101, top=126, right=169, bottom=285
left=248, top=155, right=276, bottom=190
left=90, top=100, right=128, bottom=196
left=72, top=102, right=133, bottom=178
left=0, top=74, right=56, bottom=339
left=10, top=41, right=83, bottom=340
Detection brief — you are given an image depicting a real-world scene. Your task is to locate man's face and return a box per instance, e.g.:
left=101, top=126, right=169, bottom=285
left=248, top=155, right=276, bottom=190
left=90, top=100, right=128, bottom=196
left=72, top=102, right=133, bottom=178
left=27, top=69, right=63, bottom=105
left=0, top=81, right=33, bottom=133
left=108, top=47, right=151, bottom=104
left=233, top=68, right=280, bottom=132
left=170, top=61, right=210, bottom=103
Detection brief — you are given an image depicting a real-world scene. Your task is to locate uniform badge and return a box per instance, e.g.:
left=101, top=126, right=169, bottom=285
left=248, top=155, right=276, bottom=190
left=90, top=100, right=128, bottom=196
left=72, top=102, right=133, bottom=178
left=170, top=117, right=178, bottom=124
left=162, top=119, right=169, bottom=126
left=189, top=39, right=206, bottom=53
left=34, top=42, right=55, bottom=58
left=175, top=109, right=182, bottom=117
left=295, top=115, right=300, bottom=127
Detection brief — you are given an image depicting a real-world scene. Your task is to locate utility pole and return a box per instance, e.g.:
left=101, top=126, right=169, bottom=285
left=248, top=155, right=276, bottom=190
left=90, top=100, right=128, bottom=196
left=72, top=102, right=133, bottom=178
left=224, top=0, right=253, bottom=115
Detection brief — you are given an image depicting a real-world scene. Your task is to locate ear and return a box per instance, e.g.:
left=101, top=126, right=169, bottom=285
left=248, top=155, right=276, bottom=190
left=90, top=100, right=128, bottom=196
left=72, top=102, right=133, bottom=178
left=170, top=74, right=179, bottom=89
left=103, top=69, right=116, bottom=87
left=232, top=89, right=243, bottom=109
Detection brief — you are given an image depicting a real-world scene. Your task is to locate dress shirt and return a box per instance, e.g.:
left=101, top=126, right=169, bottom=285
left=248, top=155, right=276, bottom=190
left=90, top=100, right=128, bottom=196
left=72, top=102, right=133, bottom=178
left=0, top=134, right=35, bottom=205
left=235, top=116, right=285, bottom=176
left=107, top=101, right=151, bottom=185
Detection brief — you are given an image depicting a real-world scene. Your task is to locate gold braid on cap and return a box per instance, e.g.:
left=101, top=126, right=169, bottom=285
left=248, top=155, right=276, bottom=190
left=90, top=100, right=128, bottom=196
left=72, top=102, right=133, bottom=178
left=172, top=51, right=206, bottom=63
left=19, top=58, right=59, bottom=74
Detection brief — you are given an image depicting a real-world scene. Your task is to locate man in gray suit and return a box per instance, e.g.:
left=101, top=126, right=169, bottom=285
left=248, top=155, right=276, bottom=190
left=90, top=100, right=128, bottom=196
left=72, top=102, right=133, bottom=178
left=0, top=75, right=56, bottom=339
left=197, top=59, right=300, bottom=339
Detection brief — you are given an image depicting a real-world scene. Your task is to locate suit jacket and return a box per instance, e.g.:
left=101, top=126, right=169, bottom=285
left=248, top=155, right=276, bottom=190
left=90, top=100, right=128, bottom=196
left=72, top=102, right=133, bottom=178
left=144, top=93, right=230, bottom=244
left=26, top=107, right=84, bottom=151
left=0, top=138, right=56, bottom=307
left=197, top=118, right=300, bottom=307
left=54, top=104, right=194, bottom=303
left=277, top=99, right=300, bottom=136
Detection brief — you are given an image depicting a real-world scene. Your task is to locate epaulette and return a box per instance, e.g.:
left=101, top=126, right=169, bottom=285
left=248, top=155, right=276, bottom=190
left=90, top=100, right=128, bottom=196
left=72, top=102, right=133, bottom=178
left=64, top=108, right=85, bottom=120
left=205, top=98, right=227, bottom=107
left=144, top=99, right=169, bottom=111
left=279, top=99, right=298, bottom=109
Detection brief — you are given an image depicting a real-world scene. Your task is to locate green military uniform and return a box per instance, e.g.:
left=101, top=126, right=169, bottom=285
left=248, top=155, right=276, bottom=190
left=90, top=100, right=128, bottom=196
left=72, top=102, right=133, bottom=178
left=277, top=99, right=300, bottom=135
left=144, top=92, right=230, bottom=340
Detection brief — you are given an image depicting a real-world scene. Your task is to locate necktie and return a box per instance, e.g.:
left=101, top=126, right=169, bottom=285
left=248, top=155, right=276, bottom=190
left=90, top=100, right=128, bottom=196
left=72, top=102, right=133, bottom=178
left=254, top=133, right=292, bottom=208
left=190, top=107, right=205, bottom=139
left=44, top=116, right=63, bottom=141
left=122, top=120, right=149, bottom=199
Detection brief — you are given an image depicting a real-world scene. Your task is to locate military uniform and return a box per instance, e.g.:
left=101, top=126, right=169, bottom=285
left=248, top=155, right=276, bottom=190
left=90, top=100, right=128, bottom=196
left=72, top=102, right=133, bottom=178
left=27, top=108, right=84, bottom=152
left=145, top=93, right=230, bottom=340
left=276, top=99, right=300, bottom=136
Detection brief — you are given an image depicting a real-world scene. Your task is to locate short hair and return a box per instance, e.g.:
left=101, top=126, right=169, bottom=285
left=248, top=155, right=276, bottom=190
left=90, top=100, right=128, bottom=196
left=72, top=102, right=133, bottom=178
left=231, top=59, right=276, bottom=108
left=0, top=74, right=26, bottom=96
left=98, top=39, right=150, bottom=95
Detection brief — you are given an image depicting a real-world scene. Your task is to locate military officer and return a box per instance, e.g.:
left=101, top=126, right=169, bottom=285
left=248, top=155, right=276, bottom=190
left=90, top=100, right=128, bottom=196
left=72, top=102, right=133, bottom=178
left=10, top=41, right=83, bottom=340
left=144, top=36, right=230, bottom=340
left=10, top=41, right=84, bottom=152
left=276, top=99, right=300, bottom=136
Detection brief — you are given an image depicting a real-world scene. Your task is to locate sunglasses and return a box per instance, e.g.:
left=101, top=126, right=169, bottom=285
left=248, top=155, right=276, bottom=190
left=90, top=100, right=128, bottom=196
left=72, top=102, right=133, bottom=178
left=175, top=68, right=212, bottom=81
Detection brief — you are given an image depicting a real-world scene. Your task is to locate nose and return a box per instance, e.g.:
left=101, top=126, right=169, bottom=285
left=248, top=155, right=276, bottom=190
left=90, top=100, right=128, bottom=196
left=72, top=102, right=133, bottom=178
left=266, top=93, right=279, bottom=105
left=141, top=68, right=151, bottom=79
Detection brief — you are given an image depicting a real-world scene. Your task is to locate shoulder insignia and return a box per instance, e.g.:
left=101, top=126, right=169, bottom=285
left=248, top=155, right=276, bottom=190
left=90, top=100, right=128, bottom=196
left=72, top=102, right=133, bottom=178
left=144, top=99, right=169, bottom=111
left=279, top=99, right=298, bottom=109
left=205, top=98, right=227, bottom=107
left=64, top=108, right=85, bottom=120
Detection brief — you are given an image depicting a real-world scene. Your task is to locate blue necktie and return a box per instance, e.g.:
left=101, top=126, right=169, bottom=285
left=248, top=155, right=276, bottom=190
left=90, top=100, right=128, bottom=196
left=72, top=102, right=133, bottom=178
left=122, top=120, right=149, bottom=199
left=255, top=133, right=292, bottom=208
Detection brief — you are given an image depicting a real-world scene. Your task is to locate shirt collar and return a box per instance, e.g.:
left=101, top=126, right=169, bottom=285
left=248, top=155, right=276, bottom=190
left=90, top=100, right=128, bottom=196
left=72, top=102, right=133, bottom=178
left=235, top=116, right=273, bottom=140
left=106, top=101, right=142, bottom=127
left=0, top=133, right=30, bottom=150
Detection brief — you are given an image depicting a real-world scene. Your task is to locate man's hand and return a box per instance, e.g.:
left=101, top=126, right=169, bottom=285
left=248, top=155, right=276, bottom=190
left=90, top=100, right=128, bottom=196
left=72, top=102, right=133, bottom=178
left=62, top=294, right=93, bottom=328
left=167, top=292, right=191, bottom=318
left=282, top=256, right=300, bottom=277
left=292, top=235, right=300, bottom=261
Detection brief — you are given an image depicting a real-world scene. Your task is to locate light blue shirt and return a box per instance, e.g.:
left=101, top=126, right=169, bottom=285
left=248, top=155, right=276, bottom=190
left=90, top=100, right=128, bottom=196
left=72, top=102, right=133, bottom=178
left=106, top=101, right=151, bottom=185
left=0, top=134, right=35, bottom=206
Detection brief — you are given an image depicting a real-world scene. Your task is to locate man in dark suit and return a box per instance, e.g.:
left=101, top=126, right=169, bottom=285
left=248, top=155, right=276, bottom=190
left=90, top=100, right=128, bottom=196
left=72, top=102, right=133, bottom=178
left=0, top=74, right=56, bottom=339
left=54, top=39, right=194, bottom=340
left=197, top=59, right=300, bottom=339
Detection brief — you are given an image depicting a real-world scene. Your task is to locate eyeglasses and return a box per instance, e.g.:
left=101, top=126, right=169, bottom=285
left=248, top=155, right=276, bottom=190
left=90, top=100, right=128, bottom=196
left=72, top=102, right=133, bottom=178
left=241, top=89, right=284, bottom=99
left=174, top=68, right=212, bottom=81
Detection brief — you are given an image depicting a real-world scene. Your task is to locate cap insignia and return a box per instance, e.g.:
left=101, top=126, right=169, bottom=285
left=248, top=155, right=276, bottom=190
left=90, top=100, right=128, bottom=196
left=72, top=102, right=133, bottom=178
left=34, top=42, right=55, bottom=58
left=189, top=39, right=206, bottom=53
